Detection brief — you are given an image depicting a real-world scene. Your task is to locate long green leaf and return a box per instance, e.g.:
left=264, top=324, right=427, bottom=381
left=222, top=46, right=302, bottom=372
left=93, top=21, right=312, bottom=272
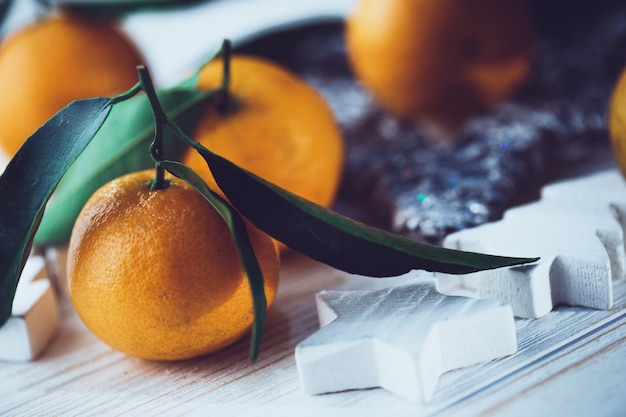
left=173, top=127, right=539, bottom=277
left=0, top=97, right=112, bottom=327
left=34, top=87, right=211, bottom=244
left=161, top=160, right=267, bottom=360
left=52, top=0, right=209, bottom=16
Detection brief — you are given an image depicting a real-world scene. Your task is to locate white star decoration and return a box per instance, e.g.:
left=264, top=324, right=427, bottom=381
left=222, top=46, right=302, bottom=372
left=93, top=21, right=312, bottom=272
left=295, top=281, right=517, bottom=403
left=0, top=255, right=59, bottom=362
left=440, top=169, right=625, bottom=318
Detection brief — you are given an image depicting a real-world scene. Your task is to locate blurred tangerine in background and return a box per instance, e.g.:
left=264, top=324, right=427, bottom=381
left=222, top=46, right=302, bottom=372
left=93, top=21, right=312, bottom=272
left=0, top=13, right=143, bottom=157
left=345, top=0, right=534, bottom=137
left=182, top=55, right=345, bottom=251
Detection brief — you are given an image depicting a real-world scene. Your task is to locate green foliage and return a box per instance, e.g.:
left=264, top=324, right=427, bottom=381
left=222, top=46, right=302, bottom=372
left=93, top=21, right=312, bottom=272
left=0, top=57, right=539, bottom=359
left=175, top=123, right=539, bottom=277
left=34, top=87, right=211, bottom=244
left=0, top=97, right=112, bottom=327
left=161, top=161, right=267, bottom=360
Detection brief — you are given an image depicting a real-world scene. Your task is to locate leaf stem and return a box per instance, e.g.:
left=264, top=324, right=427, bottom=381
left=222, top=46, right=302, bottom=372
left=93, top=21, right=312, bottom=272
left=137, top=66, right=168, bottom=190
left=111, top=81, right=142, bottom=105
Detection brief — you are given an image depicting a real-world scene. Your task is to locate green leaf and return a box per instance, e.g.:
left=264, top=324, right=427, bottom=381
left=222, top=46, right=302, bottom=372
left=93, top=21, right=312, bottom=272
left=175, top=128, right=539, bottom=277
left=34, top=87, right=211, bottom=245
left=161, top=160, right=267, bottom=361
left=0, top=97, right=112, bottom=327
left=52, top=0, right=210, bottom=17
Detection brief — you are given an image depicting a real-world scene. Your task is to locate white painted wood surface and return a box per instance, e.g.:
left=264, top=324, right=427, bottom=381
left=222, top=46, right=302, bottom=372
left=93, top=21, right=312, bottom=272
left=1, top=1, right=625, bottom=414
left=296, top=282, right=517, bottom=403
left=1, top=158, right=625, bottom=415
left=1, top=251, right=625, bottom=416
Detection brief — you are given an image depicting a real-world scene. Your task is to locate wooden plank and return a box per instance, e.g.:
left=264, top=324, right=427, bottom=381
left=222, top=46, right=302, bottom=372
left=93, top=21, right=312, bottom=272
left=431, top=282, right=626, bottom=416
left=1, top=252, right=625, bottom=416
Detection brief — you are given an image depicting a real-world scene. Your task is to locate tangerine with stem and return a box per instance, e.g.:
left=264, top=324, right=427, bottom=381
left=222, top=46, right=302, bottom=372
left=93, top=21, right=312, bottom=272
left=67, top=169, right=280, bottom=361
left=181, top=44, right=344, bottom=246
left=66, top=67, right=280, bottom=361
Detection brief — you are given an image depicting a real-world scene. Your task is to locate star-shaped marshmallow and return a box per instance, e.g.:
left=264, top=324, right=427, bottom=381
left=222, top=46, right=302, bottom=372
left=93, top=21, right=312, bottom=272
left=295, top=281, right=516, bottom=403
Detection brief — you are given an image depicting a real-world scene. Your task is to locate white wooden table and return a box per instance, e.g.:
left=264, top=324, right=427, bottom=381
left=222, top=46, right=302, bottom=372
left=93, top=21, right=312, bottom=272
left=2, top=1, right=626, bottom=415
left=1, top=248, right=625, bottom=416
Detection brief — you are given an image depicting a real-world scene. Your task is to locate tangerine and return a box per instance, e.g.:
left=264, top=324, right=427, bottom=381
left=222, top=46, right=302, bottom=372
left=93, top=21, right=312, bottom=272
left=0, top=14, right=143, bottom=157
left=610, top=66, right=626, bottom=176
left=181, top=55, right=344, bottom=227
left=345, top=0, right=533, bottom=132
left=67, top=170, right=280, bottom=361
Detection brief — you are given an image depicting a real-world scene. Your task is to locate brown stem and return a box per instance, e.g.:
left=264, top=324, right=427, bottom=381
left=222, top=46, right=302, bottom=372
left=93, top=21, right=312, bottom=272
left=137, top=65, right=168, bottom=190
